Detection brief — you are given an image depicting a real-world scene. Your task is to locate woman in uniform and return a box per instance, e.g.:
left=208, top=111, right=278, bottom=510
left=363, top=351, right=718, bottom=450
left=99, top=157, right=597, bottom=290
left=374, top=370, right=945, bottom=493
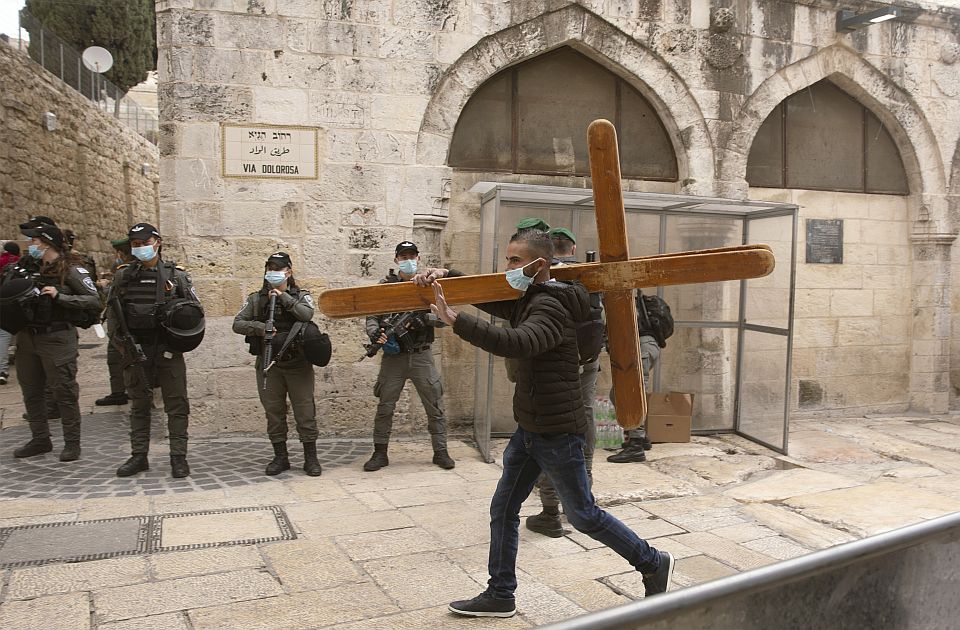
left=233, top=252, right=322, bottom=476
left=11, top=223, right=100, bottom=461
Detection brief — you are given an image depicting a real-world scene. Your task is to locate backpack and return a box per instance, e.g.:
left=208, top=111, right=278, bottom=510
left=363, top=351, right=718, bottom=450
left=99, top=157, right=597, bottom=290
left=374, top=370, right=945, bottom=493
left=637, top=290, right=673, bottom=348
left=576, top=292, right=605, bottom=365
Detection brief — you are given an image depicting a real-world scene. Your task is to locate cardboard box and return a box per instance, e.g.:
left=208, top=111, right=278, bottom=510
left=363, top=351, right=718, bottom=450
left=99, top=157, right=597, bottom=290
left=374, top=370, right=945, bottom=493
left=646, top=392, right=694, bottom=443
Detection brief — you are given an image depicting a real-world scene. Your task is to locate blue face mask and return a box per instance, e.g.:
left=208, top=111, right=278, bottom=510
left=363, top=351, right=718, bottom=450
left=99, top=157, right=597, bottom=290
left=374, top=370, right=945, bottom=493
left=28, top=244, right=46, bottom=259
left=131, top=244, right=157, bottom=262
left=265, top=271, right=287, bottom=286
left=397, top=259, right=417, bottom=275
left=505, top=265, right=535, bottom=291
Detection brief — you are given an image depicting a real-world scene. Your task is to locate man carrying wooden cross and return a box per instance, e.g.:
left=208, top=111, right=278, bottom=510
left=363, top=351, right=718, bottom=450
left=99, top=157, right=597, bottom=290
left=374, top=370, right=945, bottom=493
left=428, top=228, right=674, bottom=617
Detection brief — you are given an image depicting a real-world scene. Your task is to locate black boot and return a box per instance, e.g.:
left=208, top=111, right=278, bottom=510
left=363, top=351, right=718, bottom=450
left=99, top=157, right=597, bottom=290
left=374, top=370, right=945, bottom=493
left=265, top=441, right=291, bottom=476
left=363, top=443, right=389, bottom=472
left=302, top=441, right=322, bottom=477
left=432, top=449, right=455, bottom=470
left=59, top=442, right=81, bottom=462
left=95, top=392, right=129, bottom=406
left=117, top=453, right=149, bottom=477
left=14, top=437, right=53, bottom=458
left=170, top=454, right=190, bottom=478
left=525, top=508, right=565, bottom=538
left=607, top=439, right=647, bottom=463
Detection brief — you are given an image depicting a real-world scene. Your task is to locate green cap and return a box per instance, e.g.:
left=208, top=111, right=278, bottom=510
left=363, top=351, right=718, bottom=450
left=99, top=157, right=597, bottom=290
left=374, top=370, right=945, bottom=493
left=110, top=237, right=129, bottom=248
left=516, top=217, right=550, bottom=231
left=548, top=227, right=576, bottom=244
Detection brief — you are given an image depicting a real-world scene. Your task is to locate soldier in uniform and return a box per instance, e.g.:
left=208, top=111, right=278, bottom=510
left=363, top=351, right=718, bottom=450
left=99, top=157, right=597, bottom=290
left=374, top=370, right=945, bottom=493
left=110, top=223, right=202, bottom=479
left=95, top=238, right=134, bottom=407
left=362, top=241, right=460, bottom=472
left=5, top=223, right=100, bottom=461
left=233, top=252, right=322, bottom=477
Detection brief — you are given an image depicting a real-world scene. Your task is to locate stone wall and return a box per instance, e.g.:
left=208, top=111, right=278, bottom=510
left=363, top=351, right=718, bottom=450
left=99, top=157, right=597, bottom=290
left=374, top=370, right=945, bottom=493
left=155, top=0, right=960, bottom=439
left=0, top=44, right=159, bottom=268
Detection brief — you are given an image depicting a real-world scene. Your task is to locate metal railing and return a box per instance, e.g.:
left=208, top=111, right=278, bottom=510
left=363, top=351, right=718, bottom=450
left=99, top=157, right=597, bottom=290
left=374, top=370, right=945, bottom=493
left=540, top=510, right=960, bottom=629
left=15, top=10, right=158, bottom=145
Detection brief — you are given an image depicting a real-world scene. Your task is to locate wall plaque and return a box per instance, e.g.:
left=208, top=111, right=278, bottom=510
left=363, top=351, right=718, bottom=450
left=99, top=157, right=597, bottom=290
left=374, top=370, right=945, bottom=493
left=222, top=123, right=318, bottom=180
left=806, top=219, right=843, bottom=264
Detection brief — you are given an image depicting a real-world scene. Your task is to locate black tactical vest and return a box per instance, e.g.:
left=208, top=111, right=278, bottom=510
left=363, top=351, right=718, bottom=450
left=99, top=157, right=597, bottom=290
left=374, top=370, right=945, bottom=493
left=119, top=263, right=177, bottom=334
left=254, top=287, right=299, bottom=334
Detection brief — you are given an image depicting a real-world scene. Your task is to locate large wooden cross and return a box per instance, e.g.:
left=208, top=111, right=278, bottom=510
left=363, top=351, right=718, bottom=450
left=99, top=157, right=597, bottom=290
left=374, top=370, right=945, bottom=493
left=318, top=120, right=774, bottom=429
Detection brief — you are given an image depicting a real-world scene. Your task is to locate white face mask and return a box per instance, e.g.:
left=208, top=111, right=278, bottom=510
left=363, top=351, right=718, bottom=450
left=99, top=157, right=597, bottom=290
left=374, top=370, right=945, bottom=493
left=504, top=260, right=541, bottom=291
left=397, top=259, right=418, bottom=275
left=131, top=244, right=157, bottom=262
left=264, top=271, right=287, bottom=286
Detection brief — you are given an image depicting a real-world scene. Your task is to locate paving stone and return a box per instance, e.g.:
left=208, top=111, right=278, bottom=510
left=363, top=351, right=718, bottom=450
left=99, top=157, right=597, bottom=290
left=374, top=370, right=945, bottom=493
left=908, top=474, right=960, bottom=500
left=282, top=497, right=371, bottom=522
left=647, top=536, right=701, bottom=560
left=0, top=518, right=145, bottom=566
left=599, top=569, right=647, bottom=599
left=353, top=491, right=394, bottom=511
left=668, top=532, right=776, bottom=570
left=641, top=494, right=742, bottom=518
left=558, top=579, right=631, bottom=611
left=94, top=569, right=284, bottom=622
left=787, top=430, right=887, bottom=464
left=740, top=503, right=857, bottom=549
left=723, top=469, right=862, bottom=503
left=667, top=510, right=749, bottom=532
left=188, top=583, right=398, bottom=629
left=6, top=555, right=149, bottom=599
left=592, top=464, right=699, bottom=503
left=158, top=509, right=282, bottom=548
left=880, top=465, right=945, bottom=479
left=330, top=604, right=532, bottom=629
left=98, top=613, right=191, bottom=630
left=522, top=547, right=629, bottom=588
left=78, top=497, right=152, bottom=520
left=650, top=453, right=775, bottom=486
left=336, top=526, right=449, bottom=561
left=402, top=501, right=492, bottom=547
left=515, top=576, right=588, bottom=625
left=362, top=551, right=480, bottom=609
left=784, top=481, right=960, bottom=536
left=709, top=522, right=779, bottom=543
left=296, top=509, right=416, bottom=537
left=149, top=546, right=264, bottom=580
left=0, top=499, right=78, bottom=518
left=261, top=538, right=363, bottom=591
left=742, top=535, right=811, bottom=560
left=672, top=554, right=738, bottom=588
left=0, top=592, right=91, bottom=630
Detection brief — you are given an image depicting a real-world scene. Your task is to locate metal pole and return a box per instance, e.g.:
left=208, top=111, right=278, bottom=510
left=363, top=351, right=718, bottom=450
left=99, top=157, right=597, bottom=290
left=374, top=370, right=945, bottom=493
left=39, top=26, right=44, bottom=68
left=59, top=43, right=63, bottom=81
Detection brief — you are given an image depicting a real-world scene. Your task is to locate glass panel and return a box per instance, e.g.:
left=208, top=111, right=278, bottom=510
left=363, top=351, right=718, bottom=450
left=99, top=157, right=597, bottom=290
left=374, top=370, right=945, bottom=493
left=619, top=83, right=678, bottom=180
left=516, top=48, right=617, bottom=174
left=661, top=214, right=742, bottom=323
left=785, top=81, right=864, bottom=191
left=657, top=326, right=739, bottom=431
left=744, top=215, right=793, bottom=329
left=865, top=112, right=909, bottom=194
left=746, top=103, right=784, bottom=188
left=448, top=72, right=512, bottom=170
left=737, top=330, right=788, bottom=452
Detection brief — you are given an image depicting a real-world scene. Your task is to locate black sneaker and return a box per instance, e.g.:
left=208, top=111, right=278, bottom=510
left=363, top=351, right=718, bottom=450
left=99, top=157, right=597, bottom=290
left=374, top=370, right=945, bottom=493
left=607, top=440, right=646, bottom=463
left=0, top=371, right=8, bottom=385
left=432, top=449, right=455, bottom=470
left=642, top=551, right=675, bottom=596
left=525, top=510, right=565, bottom=538
left=449, top=592, right=516, bottom=618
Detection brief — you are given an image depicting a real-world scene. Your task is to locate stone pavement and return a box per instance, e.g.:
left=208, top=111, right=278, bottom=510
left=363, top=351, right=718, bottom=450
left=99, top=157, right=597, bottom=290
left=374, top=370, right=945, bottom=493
left=1, top=341, right=960, bottom=627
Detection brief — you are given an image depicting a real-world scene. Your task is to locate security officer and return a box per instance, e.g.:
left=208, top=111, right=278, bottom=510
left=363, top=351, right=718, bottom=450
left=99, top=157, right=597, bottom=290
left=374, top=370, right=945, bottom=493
left=233, top=252, right=322, bottom=477
left=5, top=223, right=100, bottom=461
left=95, top=238, right=134, bottom=407
left=109, top=223, right=202, bottom=479
left=362, top=241, right=460, bottom=472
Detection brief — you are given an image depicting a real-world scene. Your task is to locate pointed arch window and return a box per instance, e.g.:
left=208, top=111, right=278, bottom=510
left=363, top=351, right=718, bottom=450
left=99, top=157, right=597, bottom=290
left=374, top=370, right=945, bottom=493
left=449, top=47, right=678, bottom=181
left=747, top=79, right=908, bottom=194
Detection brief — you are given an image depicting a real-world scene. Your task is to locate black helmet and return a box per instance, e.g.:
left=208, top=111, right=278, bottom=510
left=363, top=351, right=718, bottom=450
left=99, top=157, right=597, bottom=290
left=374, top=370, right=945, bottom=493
left=0, top=278, right=39, bottom=334
left=302, top=322, right=331, bottom=367
left=158, top=299, right=205, bottom=352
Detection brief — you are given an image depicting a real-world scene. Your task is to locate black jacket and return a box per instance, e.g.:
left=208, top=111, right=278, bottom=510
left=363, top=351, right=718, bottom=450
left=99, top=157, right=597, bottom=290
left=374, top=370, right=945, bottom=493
left=453, top=279, right=591, bottom=434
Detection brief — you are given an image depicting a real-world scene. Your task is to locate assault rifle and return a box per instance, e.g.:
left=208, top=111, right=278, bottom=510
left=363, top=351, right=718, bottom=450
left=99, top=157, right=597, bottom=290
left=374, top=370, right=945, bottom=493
left=108, top=296, right=149, bottom=384
left=360, top=311, right=423, bottom=361
left=260, top=292, right=278, bottom=387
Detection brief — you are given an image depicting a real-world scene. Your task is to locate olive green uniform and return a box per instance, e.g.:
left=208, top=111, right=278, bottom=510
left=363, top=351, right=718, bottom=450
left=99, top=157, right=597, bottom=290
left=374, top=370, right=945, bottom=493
left=232, top=287, right=318, bottom=443
left=109, top=261, right=199, bottom=456
left=15, top=263, right=100, bottom=444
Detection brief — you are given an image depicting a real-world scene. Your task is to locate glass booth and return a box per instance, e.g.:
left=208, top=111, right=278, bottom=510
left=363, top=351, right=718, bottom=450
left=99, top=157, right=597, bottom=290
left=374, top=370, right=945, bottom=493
left=469, top=182, right=798, bottom=462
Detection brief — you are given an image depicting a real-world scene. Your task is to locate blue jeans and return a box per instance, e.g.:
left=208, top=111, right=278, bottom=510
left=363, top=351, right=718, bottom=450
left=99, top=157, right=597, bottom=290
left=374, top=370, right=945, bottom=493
left=487, top=428, right=661, bottom=599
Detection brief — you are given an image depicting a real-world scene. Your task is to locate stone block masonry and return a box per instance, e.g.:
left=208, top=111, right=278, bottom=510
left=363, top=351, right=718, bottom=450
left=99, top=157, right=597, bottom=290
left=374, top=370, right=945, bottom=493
left=0, top=45, right=159, bottom=270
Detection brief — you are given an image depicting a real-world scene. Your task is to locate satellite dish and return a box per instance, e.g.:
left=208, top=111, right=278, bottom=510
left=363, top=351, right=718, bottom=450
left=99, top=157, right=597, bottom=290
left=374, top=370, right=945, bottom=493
left=82, top=46, right=113, bottom=73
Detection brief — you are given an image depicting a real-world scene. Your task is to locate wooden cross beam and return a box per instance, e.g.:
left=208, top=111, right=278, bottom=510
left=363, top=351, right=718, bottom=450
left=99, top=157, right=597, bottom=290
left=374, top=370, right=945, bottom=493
left=317, top=120, right=776, bottom=429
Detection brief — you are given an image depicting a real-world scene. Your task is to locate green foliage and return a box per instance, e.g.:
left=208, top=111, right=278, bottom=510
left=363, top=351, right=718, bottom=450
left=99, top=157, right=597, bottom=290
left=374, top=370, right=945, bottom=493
left=24, top=0, right=156, bottom=95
